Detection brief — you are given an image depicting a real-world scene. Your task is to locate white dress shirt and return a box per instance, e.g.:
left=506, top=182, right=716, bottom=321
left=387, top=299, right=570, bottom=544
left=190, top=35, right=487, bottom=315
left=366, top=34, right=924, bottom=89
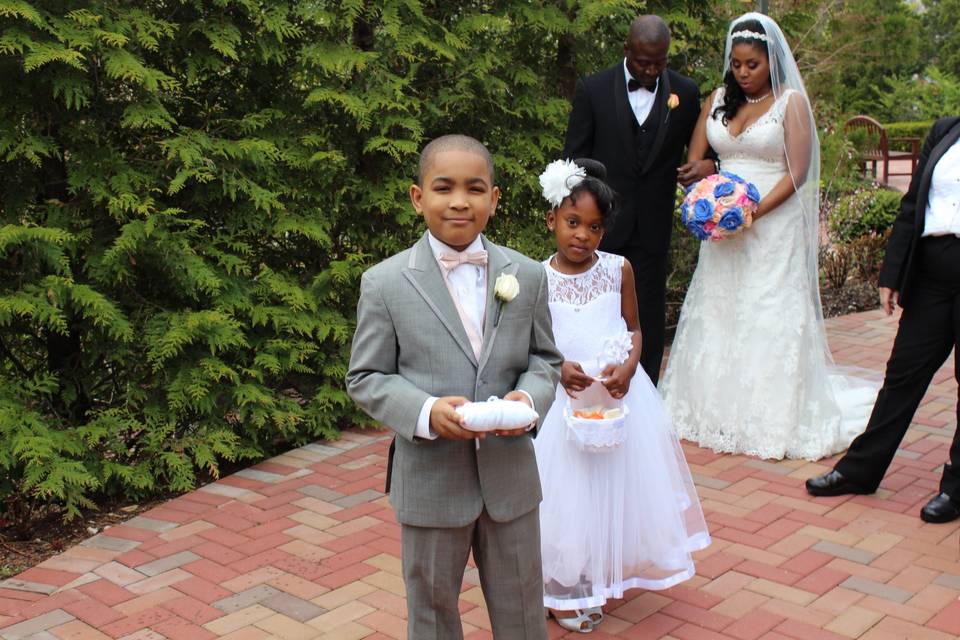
left=414, top=233, right=534, bottom=440
left=624, top=59, right=658, bottom=126
left=922, top=138, right=960, bottom=237
left=415, top=234, right=487, bottom=440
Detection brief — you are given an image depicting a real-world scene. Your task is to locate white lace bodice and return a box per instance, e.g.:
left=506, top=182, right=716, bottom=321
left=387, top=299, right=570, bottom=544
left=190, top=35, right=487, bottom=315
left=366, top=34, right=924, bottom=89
left=543, top=251, right=628, bottom=369
left=545, top=251, right=622, bottom=307
left=706, top=87, right=796, bottom=167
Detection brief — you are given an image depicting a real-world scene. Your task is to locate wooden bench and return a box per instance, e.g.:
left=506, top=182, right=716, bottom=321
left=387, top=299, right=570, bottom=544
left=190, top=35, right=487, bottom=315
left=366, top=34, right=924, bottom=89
left=844, top=115, right=920, bottom=185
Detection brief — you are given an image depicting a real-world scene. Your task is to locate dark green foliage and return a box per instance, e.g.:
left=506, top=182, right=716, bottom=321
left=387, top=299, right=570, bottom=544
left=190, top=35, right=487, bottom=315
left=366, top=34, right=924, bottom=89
left=4, top=0, right=681, bottom=523
left=921, top=0, right=960, bottom=79
left=828, top=186, right=903, bottom=243
left=772, top=0, right=923, bottom=116
left=874, top=67, right=960, bottom=124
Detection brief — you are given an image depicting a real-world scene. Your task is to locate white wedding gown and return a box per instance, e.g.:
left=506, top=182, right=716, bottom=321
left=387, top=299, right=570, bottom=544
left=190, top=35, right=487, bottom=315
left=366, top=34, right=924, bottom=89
left=660, top=89, right=879, bottom=460
left=536, top=252, right=710, bottom=609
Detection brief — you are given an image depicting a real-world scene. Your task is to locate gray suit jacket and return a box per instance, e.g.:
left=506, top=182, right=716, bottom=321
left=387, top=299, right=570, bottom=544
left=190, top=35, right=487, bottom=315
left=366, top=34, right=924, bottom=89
left=346, top=233, right=562, bottom=527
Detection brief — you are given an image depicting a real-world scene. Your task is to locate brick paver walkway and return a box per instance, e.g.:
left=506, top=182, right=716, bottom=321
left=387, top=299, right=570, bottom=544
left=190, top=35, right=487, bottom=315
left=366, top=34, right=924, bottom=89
left=2, top=308, right=959, bottom=639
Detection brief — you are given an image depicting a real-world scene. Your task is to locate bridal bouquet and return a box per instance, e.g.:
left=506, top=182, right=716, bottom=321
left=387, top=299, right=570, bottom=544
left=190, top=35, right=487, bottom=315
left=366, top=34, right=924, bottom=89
left=680, top=172, right=760, bottom=241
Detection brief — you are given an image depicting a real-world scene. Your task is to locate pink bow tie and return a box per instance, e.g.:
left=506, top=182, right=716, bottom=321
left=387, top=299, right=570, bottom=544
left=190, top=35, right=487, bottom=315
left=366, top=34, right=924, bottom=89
left=437, top=250, right=488, bottom=271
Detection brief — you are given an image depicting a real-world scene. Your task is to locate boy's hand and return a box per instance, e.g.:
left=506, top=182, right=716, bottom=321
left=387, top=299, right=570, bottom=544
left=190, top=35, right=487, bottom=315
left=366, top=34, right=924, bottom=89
left=561, top=361, right=593, bottom=397
left=493, top=391, right=535, bottom=437
left=430, top=396, right=482, bottom=440
left=600, top=363, right=635, bottom=399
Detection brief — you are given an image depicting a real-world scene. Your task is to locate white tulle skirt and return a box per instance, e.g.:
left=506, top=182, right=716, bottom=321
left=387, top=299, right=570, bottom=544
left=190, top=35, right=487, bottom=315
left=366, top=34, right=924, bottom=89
left=534, top=371, right=711, bottom=609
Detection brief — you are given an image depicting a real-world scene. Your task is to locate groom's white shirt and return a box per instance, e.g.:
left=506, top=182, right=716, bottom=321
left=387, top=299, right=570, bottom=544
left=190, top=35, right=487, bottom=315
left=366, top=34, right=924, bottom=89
left=624, top=58, right=658, bottom=126
left=922, top=139, right=960, bottom=238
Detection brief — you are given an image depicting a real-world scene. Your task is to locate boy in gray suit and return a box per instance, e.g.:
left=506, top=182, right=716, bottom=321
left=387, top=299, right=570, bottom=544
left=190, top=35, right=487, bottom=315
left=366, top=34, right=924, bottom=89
left=346, top=134, right=562, bottom=639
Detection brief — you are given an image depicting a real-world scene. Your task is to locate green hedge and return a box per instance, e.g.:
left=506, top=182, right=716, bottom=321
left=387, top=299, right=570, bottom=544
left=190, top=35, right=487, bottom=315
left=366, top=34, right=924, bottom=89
left=3, top=0, right=744, bottom=525
left=884, top=120, right=935, bottom=150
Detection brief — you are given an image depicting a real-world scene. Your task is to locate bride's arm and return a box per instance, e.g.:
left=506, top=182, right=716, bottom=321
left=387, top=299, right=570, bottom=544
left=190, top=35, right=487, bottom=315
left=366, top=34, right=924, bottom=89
left=678, top=90, right=718, bottom=186
left=754, top=92, right=813, bottom=220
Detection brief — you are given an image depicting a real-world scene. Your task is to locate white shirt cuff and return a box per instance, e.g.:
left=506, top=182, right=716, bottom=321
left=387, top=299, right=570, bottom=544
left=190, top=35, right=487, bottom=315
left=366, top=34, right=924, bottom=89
left=415, top=397, right=439, bottom=440
left=515, top=390, right=537, bottom=431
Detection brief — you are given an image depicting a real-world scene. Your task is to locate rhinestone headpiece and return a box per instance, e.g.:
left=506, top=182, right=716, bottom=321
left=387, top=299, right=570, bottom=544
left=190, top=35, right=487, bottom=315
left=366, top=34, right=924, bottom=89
left=731, top=30, right=769, bottom=43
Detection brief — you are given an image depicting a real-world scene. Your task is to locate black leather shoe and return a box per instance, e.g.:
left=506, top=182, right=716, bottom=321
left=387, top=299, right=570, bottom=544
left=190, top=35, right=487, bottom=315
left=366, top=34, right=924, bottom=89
left=805, top=470, right=872, bottom=497
left=920, top=493, right=960, bottom=524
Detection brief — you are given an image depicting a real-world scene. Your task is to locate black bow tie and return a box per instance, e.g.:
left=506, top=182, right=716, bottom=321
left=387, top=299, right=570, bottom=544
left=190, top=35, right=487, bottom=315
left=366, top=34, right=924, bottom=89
left=628, top=78, right=654, bottom=92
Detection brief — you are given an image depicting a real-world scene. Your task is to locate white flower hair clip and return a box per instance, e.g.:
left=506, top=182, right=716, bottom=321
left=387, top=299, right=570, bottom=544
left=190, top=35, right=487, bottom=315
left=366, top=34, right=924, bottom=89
left=539, top=159, right=586, bottom=208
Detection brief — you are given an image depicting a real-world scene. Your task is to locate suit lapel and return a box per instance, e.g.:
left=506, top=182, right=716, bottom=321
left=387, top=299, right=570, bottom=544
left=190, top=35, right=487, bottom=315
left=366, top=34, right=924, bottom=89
left=477, top=240, right=515, bottom=373
left=613, top=66, right=638, bottom=167
left=915, top=120, right=960, bottom=230
left=402, top=234, right=478, bottom=366
left=641, top=70, right=672, bottom=175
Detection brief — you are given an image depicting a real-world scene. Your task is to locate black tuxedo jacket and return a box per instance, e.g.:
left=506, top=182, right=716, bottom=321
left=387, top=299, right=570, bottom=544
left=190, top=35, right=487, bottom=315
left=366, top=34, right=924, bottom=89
left=563, top=65, right=701, bottom=256
left=878, top=116, right=960, bottom=306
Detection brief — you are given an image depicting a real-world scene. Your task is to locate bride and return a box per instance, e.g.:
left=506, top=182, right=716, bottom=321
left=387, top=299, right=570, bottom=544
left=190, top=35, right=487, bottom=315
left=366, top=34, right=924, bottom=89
left=660, top=13, right=878, bottom=460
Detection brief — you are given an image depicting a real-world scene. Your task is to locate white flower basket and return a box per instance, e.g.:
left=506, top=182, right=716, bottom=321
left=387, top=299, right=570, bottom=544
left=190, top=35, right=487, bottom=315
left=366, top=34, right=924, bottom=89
left=563, top=379, right=627, bottom=453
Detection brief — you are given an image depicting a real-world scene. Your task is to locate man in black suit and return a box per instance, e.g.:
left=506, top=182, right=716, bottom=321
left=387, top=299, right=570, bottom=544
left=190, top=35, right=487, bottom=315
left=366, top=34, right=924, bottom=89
left=563, top=15, right=714, bottom=384
left=807, top=116, right=960, bottom=523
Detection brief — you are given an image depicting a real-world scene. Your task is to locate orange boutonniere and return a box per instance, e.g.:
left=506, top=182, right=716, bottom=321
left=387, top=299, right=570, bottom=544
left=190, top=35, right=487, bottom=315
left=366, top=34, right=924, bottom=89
left=667, top=93, right=680, bottom=110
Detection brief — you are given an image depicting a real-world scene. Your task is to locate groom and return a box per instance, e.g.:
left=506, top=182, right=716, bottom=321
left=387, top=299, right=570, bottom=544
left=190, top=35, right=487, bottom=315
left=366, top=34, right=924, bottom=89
left=563, top=14, right=714, bottom=384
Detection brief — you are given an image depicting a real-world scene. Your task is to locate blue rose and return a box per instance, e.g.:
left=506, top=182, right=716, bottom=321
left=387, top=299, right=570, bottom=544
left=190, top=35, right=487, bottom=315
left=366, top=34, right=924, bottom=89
left=687, top=219, right=709, bottom=240
left=680, top=202, right=690, bottom=223
left=713, top=181, right=735, bottom=198
left=693, top=198, right=713, bottom=222
left=746, top=182, right=761, bottom=203
left=721, top=170, right=745, bottom=183
left=718, top=207, right=744, bottom=231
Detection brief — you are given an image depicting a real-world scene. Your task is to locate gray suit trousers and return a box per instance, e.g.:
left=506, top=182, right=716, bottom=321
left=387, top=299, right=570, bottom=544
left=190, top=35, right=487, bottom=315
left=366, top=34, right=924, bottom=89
left=401, top=507, right=548, bottom=640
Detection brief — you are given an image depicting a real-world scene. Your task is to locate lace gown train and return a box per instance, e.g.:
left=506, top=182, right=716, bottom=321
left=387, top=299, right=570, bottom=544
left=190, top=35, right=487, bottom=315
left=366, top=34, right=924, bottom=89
left=535, top=252, right=710, bottom=610
left=660, top=89, right=878, bottom=460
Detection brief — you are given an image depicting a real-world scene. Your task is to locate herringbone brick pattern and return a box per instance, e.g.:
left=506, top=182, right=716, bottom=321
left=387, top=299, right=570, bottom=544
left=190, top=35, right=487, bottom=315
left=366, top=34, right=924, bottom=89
left=1, top=308, right=958, bottom=639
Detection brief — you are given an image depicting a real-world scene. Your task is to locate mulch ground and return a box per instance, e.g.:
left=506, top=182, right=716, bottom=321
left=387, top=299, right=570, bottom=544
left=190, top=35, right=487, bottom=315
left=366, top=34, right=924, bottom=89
left=0, top=499, right=171, bottom=581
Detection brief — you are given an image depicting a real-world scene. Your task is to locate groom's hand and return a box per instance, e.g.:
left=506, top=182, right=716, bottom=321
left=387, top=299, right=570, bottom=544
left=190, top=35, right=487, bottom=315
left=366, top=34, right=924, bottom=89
left=879, top=287, right=899, bottom=316
left=677, top=159, right=716, bottom=187
left=430, top=396, right=482, bottom=440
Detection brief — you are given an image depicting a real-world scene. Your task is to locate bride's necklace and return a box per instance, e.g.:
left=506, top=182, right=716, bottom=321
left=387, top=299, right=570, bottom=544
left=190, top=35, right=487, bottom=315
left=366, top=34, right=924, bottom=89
left=746, top=92, right=771, bottom=104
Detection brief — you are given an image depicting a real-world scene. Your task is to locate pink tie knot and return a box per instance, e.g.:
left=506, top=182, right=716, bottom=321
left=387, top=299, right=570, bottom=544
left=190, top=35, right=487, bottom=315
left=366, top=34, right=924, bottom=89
left=437, top=250, right=488, bottom=272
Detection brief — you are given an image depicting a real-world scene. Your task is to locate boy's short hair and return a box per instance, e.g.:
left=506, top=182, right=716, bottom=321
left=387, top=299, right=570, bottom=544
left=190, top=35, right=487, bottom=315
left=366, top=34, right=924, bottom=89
left=418, top=134, right=495, bottom=186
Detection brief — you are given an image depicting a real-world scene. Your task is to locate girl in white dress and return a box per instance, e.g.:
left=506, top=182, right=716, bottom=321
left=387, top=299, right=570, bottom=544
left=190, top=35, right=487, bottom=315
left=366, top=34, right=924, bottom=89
left=661, top=13, right=879, bottom=460
left=535, top=158, right=710, bottom=633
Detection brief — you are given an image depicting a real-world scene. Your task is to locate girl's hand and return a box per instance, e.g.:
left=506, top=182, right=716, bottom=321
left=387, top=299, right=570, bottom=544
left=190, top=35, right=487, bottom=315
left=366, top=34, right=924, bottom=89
left=561, top=361, right=593, bottom=397
left=600, top=363, right=635, bottom=399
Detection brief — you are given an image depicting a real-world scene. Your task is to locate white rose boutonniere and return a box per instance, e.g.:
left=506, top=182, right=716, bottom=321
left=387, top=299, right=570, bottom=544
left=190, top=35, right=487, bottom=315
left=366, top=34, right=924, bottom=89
left=493, top=272, right=520, bottom=326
